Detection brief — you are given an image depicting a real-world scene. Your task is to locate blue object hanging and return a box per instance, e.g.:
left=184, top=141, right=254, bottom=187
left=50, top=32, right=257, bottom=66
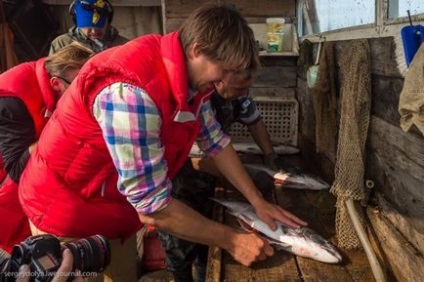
left=401, top=11, right=424, bottom=68
left=401, top=24, right=424, bottom=67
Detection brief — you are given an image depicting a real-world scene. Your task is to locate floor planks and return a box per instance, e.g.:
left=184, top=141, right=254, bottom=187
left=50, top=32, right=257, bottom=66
left=140, top=154, right=375, bottom=282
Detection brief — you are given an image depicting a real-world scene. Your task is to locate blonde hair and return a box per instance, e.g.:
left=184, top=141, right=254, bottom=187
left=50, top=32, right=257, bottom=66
left=44, top=43, right=94, bottom=78
left=179, top=4, right=260, bottom=72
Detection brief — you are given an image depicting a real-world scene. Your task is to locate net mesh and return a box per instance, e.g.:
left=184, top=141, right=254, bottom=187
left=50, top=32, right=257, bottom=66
left=330, top=39, right=372, bottom=249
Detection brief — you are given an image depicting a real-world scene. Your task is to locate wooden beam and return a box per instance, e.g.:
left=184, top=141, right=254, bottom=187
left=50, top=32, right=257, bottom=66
left=367, top=207, right=424, bottom=281
left=298, top=258, right=354, bottom=282
left=367, top=117, right=424, bottom=232
left=369, top=117, right=424, bottom=173
left=254, top=66, right=297, bottom=88
left=375, top=194, right=424, bottom=255
left=163, top=0, right=295, bottom=19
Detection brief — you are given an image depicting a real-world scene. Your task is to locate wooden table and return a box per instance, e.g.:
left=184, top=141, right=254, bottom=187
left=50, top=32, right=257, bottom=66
left=205, top=154, right=375, bottom=282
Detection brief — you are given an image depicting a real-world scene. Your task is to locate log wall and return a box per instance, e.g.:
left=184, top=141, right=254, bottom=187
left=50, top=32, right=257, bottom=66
left=162, top=0, right=295, bottom=32
left=296, top=36, right=424, bottom=281
left=162, top=0, right=424, bottom=280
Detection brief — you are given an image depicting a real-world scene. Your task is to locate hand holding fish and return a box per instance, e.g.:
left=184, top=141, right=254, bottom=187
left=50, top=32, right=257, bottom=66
left=213, top=198, right=343, bottom=264
left=252, top=198, right=308, bottom=230
left=227, top=230, right=275, bottom=266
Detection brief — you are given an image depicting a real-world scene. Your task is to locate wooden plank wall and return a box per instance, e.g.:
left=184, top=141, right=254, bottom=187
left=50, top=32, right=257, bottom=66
left=161, top=1, right=424, bottom=280
left=162, top=0, right=300, bottom=146
left=162, top=0, right=295, bottom=33
left=296, top=37, right=424, bottom=281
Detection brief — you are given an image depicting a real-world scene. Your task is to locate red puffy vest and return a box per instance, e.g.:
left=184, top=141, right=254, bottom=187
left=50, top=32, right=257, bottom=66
left=0, top=58, right=56, bottom=253
left=19, top=32, right=210, bottom=239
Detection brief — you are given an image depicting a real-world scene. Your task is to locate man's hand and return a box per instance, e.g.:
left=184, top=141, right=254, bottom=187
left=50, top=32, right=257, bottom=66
left=227, top=231, right=274, bottom=266
left=28, top=141, right=38, bottom=154
left=252, top=198, right=307, bottom=230
left=226, top=201, right=307, bottom=267
left=264, top=152, right=302, bottom=174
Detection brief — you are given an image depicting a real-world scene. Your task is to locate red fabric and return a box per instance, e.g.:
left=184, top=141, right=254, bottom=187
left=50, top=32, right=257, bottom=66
left=0, top=178, right=31, bottom=253
left=0, top=156, right=5, bottom=183
left=75, top=32, right=209, bottom=179
left=19, top=32, right=210, bottom=239
left=0, top=58, right=57, bottom=138
left=141, top=225, right=166, bottom=271
left=0, top=58, right=56, bottom=252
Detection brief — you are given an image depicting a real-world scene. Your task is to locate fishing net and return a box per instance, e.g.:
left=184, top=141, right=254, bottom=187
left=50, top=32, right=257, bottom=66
left=330, top=39, right=372, bottom=249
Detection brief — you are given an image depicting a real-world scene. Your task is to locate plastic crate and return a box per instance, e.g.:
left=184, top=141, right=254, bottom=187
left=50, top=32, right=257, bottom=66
left=228, top=96, right=298, bottom=147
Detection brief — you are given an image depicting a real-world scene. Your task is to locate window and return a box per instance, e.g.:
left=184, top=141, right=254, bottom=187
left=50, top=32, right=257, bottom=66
left=388, top=1, right=424, bottom=19
left=298, top=0, right=375, bottom=37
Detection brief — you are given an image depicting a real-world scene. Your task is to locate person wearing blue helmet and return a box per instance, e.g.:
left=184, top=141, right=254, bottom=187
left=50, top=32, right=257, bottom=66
left=49, top=0, right=128, bottom=54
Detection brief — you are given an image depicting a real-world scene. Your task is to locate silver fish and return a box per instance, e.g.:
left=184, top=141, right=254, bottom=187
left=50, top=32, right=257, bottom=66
left=189, top=142, right=300, bottom=158
left=212, top=198, right=342, bottom=264
left=232, top=141, right=300, bottom=155
left=244, top=163, right=330, bottom=190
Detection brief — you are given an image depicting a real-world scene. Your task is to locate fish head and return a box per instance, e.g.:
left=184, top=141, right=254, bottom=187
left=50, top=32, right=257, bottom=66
left=274, top=173, right=330, bottom=190
left=303, top=174, right=330, bottom=190
left=287, top=228, right=342, bottom=263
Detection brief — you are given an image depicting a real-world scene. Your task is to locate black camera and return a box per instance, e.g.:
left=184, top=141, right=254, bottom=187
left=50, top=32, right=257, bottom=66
left=0, top=234, right=110, bottom=282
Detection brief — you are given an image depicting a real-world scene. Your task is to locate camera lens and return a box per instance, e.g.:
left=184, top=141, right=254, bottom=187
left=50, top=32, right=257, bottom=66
left=0, top=248, right=21, bottom=282
left=0, top=249, right=10, bottom=276
left=64, top=235, right=110, bottom=273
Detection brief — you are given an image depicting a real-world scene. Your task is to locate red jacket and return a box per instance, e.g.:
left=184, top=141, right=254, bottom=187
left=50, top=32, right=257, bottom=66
left=0, top=58, right=56, bottom=253
left=19, top=32, right=209, bottom=239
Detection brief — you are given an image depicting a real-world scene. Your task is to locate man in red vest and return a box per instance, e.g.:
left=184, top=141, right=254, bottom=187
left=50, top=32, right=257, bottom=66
left=0, top=43, right=93, bottom=253
left=158, top=70, right=303, bottom=282
left=19, top=4, right=307, bottom=281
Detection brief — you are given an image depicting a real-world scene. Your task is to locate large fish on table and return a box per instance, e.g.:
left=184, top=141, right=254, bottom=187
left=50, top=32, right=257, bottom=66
left=231, top=141, right=300, bottom=155
left=212, top=198, right=342, bottom=264
left=188, top=142, right=300, bottom=158
left=243, top=163, right=330, bottom=190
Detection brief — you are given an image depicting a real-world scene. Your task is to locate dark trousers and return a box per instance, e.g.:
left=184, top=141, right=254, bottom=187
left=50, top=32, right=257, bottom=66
left=158, top=159, right=216, bottom=282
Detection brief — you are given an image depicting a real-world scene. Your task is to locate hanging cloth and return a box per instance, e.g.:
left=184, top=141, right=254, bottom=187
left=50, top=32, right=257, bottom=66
left=399, top=44, right=424, bottom=137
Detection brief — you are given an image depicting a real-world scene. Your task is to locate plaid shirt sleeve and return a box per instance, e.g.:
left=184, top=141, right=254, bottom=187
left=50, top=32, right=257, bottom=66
left=93, top=83, right=172, bottom=214
left=196, top=99, right=231, bottom=156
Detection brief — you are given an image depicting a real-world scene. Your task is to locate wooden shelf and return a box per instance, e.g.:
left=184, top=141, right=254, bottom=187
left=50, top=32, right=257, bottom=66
left=259, top=51, right=299, bottom=57
left=250, top=22, right=299, bottom=56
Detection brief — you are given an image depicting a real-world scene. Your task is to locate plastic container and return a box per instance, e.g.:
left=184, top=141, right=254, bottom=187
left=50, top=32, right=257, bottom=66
left=266, top=18, right=285, bottom=53
left=266, top=17, right=285, bottom=33
left=267, top=32, right=284, bottom=52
